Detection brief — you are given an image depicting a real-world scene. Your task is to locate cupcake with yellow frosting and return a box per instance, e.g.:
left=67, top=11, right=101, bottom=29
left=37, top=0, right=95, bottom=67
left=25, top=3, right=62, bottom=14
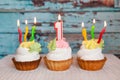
left=12, top=41, right=42, bottom=71
left=77, top=39, right=107, bottom=71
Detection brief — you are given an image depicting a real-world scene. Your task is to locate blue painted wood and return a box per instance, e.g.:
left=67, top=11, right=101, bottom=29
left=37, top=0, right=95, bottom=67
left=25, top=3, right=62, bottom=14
left=0, top=12, right=120, bottom=33
left=0, top=0, right=119, bottom=12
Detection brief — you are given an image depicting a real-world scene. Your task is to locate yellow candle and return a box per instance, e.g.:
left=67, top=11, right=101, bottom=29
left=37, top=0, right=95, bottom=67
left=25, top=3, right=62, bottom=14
left=81, top=22, right=87, bottom=41
left=24, top=20, right=29, bottom=42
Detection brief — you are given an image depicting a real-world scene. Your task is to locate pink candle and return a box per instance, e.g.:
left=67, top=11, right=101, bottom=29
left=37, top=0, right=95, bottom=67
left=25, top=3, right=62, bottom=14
left=97, top=21, right=107, bottom=44
left=17, top=20, right=22, bottom=44
left=54, top=14, right=63, bottom=40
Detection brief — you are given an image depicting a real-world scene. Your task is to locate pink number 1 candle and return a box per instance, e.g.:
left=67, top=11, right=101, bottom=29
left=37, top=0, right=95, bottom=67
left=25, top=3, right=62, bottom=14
left=54, top=14, right=63, bottom=40
left=97, top=21, right=107, bottom=44
left=17, top=20, right=22, bottom=44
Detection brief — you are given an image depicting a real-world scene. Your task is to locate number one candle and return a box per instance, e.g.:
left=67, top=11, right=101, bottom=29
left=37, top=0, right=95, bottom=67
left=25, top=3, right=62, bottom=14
left=17, top=20, right=22, bottom=44
left=81, top=22, right=87, bottom=41
left=30, top=17, right=36, bottom=41
left=97, top=21, right=107, bottom=44
left=54, top=14, right=63, bottom=40
left=24, top=20, right=29, bottom=42
left=91, top=19, right=96, bottom=39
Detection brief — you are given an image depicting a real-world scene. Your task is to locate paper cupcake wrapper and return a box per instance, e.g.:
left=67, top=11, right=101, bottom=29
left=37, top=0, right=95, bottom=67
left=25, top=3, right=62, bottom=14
left=12, top=57, right=42, bottom=71
left=77, top=57, right=107, bottom=71
left=44, top=56, right=73, bottom=71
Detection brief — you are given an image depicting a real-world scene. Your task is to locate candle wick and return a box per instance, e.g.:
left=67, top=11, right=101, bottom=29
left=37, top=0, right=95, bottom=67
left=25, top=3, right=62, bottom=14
left=93, top=22, right=95, bottom=25
left=93, top=23, right=95, bottom=25
left=58, top=20, right=61, bottom=22
left=33, top=23, right=36, bottom=26
left=104, top=26, right=107, bottom=28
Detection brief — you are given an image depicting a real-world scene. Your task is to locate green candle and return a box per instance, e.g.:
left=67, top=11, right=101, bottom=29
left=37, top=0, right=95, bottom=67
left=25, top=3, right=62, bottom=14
left=91, top=19, right=95, bottom=39
left=30, top=17, right=36, bottom=41
left=30, top=25, right=36, bottom=41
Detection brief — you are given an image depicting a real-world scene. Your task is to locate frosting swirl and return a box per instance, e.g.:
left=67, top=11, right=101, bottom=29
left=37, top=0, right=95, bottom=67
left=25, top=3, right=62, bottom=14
left=15, top=41, right=41, bottom=62
left=48, top=38, right=69, bottom=51
left=82, top=39, right=104, bottom=49
left=47, top=38, right=72, bottom=61
left=46, top=47, right=72, bottom=61
left=56, top=38, right=69, bottom=48
left=77, top=39, right=104, bottom=60
left=20, top=41, right=41, bottom=52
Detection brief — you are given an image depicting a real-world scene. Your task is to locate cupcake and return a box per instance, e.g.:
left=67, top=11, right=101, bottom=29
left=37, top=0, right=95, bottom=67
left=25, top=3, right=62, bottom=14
left=12, top=41, right=42, bottom=71
left=77, top=39, right=107, bottom=71
left=44, top=38, right=73, bottom=71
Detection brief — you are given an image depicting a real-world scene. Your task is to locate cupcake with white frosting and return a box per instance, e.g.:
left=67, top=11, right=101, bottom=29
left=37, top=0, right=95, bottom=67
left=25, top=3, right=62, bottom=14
left=77, top=39, right=107, bottom=71
left=44, top=38, right=73, bottom=71
left=12, top=41, right=42, bottom=71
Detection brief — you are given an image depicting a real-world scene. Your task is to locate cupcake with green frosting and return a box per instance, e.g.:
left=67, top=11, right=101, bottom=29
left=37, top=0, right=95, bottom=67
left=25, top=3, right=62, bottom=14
left=12, top=41, right=42, bottom=71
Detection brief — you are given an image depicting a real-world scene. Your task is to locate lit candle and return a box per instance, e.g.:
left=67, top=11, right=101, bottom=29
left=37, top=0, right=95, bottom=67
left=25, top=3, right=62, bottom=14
left=24, top=20, right=29, bottom=42
left=97, top=21, right=107, bottom=44
left=54, top=14, right=63, bottom=40
left=17, top=19, right=22, bottom=44
left=91, top=19, right=96, bottom=39
left=30, top=17, right=36, bottom=41
left=81, top=22, right=87, bottom=41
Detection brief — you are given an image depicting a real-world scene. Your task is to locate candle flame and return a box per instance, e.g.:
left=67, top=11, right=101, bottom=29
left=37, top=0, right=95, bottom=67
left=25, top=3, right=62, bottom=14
left=104, top=21, right=107, bottom=27
left=58, top=14, right=61, bottom=21
left=34, top=17, right=37, bottom=24
left=81, top=22, right=84, bottom=28
left=93, top=19, right=96, bottom=24
left=17, top=19, right=20, bottom=27
left=25, top=20, right=28, bottom=25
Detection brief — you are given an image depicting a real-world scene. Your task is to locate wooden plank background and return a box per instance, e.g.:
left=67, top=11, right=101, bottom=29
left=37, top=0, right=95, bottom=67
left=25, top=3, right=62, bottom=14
left=0, top=0, right=120, bottom=58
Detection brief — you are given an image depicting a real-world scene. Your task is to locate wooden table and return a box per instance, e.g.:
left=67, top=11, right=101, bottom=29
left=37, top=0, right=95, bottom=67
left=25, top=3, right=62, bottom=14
left=0, top=54, right=120, bottom=80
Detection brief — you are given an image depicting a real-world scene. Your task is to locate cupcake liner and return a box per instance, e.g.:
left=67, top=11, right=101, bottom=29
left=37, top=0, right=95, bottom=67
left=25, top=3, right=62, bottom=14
left=12, top=57, right=42, bottom=71
left=44, top=56, right=73, bottom=71
left=77, top=57, right=107, bottom=71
